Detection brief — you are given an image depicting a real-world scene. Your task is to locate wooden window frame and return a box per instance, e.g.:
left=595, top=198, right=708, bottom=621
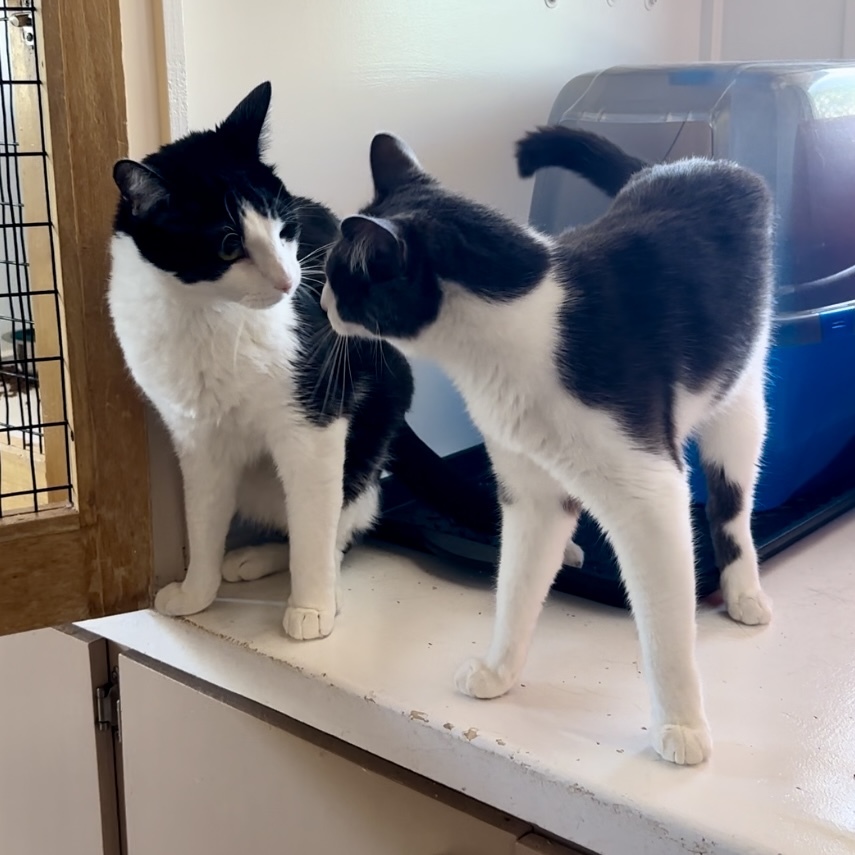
left=0, top=0, right=153, bottom=635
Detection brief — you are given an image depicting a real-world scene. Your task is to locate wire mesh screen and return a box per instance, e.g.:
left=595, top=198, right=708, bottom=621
left=0, top=3, right=71, bottom=517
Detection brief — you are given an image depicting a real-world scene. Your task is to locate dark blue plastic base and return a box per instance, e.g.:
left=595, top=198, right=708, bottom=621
left=373, top=439, right=855, bottom=610
left=689, top=304, right=855, bottom=510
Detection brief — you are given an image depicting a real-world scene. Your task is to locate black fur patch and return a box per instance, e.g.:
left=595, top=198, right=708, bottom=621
left=554, top=159, right=772, bottom=459
left=704, top=464, right=744, bottom=569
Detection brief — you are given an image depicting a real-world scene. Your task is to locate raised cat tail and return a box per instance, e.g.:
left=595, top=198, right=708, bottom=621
left=515, top=126, right=647, bottom=197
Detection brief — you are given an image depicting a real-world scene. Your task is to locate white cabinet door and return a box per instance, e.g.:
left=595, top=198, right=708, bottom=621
left=120, top=654, right=527, bottom=855
left=0, top=627, right=119, bottom=855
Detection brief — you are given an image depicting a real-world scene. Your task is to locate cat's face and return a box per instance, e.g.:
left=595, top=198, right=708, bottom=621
left=322, top=133, right=543, bottom=343
left=321, top=134, right=448, bottom=343
left=113, top=82, right=302, bottom=310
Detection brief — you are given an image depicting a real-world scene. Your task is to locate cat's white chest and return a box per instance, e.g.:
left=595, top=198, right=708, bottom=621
left=425, top=276, right=572, bottom=459
left=460, top=357, right=565, bottom=456
left=108, top=235, right=300, bottom=437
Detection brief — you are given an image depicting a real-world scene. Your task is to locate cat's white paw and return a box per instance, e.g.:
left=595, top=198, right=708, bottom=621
left=222, top=544, right=288, bottom=583
left=563, top=539, right=585, bottom=568
left=283, top=605, right=335, bottom=641
left=652, top=721, right=712, bottom=766
left=454, top=658, right=514, bottom=699
left=154, top=582, right=217, bottom=617
left=725, top=588, right=773, bottom=626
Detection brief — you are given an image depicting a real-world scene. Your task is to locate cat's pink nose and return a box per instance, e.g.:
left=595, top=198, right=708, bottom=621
left=274, top=278, right=292, bottom=294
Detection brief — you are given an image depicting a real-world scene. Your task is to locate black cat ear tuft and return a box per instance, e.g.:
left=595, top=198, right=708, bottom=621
left=341, top=215, right=404, bottom=275
left=218, top=81, right=272, bottom=156
left=370, top=133, right=424, bottom=197
left=113, top=159, right=168, bottom=217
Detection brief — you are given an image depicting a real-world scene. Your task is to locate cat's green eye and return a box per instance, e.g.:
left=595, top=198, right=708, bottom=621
left=219, top=234, right=244, bottom=262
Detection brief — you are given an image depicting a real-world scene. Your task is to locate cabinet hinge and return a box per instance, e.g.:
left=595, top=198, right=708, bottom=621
left=95, top=666, right=122, bottom=742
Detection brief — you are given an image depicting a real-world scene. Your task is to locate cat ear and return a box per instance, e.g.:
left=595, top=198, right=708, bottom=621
left=370, top=133, right=424, bottom=197
left=341, top=215, right=404, bottom=275
left=113, top=159, right=168, bottom=217
left=218, top=81, right=272, bottom=156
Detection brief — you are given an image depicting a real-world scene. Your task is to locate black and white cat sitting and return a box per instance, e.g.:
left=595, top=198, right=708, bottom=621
left=108, top=82, right=417, bottom=640
left=320, top=126, right=775, bottom=764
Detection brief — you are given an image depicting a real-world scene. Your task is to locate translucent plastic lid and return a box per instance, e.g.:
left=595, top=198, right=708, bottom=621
left=530, top=62, right=855, bottom=313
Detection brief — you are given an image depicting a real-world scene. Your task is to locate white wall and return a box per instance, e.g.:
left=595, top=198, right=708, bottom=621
left=709, top=0, right=855, bottom=62
left=169, top=0, right=705, bottom=454
left=120, top=0, right=164, bottom=158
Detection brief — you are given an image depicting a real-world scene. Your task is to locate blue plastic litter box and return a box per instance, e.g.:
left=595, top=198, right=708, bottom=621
left=528, top=62, right=855, bottom=510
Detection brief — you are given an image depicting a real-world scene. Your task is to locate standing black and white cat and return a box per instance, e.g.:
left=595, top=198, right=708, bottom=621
left=108, top=82, right=420, bottom=640
left=320, top=127, right=775, bottom=764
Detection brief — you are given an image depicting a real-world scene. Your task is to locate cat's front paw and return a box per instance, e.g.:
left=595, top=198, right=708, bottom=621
left=563, top=539, right=585, bottom=568
left=454, top=658, right=514, bottom=699
left=651, top=721, right=712, bottom=766
left=283, top=605, right=335, bottom=641
left=725, top=588, right=773, bottom=626
left=154, top=582, right=217, bottom=617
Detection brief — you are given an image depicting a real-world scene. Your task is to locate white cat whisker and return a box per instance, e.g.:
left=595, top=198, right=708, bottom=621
left=223, top=191, right=239, bottom=229
left=299, top=241, right=337, bottom=264
left=302, top=325, right=336, bottom=364
left=320, top=334, right=345, bottom=414
left=311, top=328, right=344, bottom=407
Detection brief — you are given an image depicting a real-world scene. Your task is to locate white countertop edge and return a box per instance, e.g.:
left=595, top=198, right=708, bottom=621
left=81, top=608, right=754, bottom=855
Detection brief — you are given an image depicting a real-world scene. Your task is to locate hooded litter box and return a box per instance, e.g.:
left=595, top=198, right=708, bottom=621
left=528, top=62, right=855, bottom=511
left=358, top=63, right=855, bottom=609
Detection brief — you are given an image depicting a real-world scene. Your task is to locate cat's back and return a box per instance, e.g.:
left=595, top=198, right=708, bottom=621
left=557, top=157, right=774, bottom=314
left=553, top=156, right=774, bottom=431
left=616, top=157, right=772, bottom=232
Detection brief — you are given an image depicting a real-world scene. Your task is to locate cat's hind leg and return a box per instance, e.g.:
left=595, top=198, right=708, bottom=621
left=455, top=444, right=579, bottom=700
left=578, top=454, right=710, bottom=765
left=563, top=520, right=585, bottom=568
left=697, top=369, right=772, bottom=626
left=223, top=458, right=291, bottom=583
left=222, top=543, right=291, bottom=583
left=337, top=481, right=381, bottom=553
left=331, top=481, right=382, bottom=613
